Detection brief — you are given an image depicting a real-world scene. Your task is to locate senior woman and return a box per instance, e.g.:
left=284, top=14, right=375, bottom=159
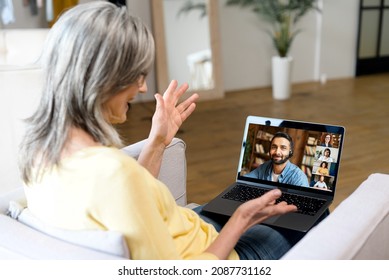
left=19, top=1, right=300, bottom=260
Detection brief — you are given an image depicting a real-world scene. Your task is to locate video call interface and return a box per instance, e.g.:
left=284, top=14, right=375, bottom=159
left=239, top=123, right=343, bottom=192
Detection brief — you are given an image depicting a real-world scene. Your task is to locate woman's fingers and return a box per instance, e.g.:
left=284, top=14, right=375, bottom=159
left=261, top=189, right=282, bottom=204
left=244, top=189, right=298, bottom=216
left=160, top=80, right=199, bottom=121
left=163, top=80, right=189, bottom=105
left=273, top=201, right=298, bottom=215
left=177, top=93, right=199, bottom=120
left=176, top=92, right=199, bottom=112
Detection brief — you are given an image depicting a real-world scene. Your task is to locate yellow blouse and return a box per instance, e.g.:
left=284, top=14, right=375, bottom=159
left=317, top=167, right=329, bottom=176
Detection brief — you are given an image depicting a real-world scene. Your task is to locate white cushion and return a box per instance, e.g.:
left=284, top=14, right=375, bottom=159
left=0, top=67, right=43, bottom=195
left=8, top=202, right=129, bottom=259
left=0, top=188, right=26, bottom=215
left=1, top=29, right=49, bottom=65
left=0, top=214, right=123, bottom=260
left=0, top=32, right=5, bottom=64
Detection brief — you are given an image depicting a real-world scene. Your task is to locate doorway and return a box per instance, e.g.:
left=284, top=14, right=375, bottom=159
left=356, top=0, right=389, bottom=75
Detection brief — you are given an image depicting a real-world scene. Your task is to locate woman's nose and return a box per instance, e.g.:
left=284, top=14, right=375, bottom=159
left=139, top=80, right=148, bottom=93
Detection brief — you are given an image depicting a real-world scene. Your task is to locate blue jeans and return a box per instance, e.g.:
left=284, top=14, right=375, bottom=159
left=193, top=205, right=329, bottom=260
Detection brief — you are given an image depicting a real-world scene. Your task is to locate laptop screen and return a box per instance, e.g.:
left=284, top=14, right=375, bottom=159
left=237, top=116, right=345, bottom=194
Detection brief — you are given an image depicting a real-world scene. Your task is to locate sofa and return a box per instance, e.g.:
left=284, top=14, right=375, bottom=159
left=1, top=29, right=388, bottom=260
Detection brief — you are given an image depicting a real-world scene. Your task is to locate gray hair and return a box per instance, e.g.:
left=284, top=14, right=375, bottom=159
left=19, top=1, right=155, bottom=183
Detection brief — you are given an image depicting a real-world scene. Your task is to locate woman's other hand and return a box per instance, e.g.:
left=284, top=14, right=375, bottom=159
left=205, top=189, right=297, bottom=259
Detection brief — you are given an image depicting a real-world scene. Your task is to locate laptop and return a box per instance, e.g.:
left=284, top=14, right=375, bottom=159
left=203, top=115, right=345, bottom=232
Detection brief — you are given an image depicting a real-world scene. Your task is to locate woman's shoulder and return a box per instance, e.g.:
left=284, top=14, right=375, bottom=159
left=64, top=146, right=139, bottom=171
left=84, top=146, right=129, bottom=157
left=62, top=146, right=154, bottom=191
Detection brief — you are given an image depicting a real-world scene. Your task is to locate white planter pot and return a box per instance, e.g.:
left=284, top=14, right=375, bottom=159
left=272, top=56, right=293, bottom=100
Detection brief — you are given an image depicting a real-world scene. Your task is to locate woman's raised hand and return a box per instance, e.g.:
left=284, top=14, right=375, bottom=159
left=149, top=80, right=199, bottom=146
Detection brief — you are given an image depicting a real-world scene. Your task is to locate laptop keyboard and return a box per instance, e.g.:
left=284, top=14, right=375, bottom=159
left=222, top=184, right=326, bottom=216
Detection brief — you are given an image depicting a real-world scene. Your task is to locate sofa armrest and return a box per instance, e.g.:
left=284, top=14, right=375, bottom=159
left=282, top=173, right=389, bottom=260
left=121, top=137, right=187, bottom=206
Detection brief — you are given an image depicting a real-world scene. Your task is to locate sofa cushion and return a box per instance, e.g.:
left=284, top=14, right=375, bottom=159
left=7, top=202, right=129, bottom=259
left=0, top=67, right=43, bottom=195
left=0, top=33, right=5, bottom=64
left=0, top=214, right=124, bottom=260
left=0, top=188, right=26, bottom=215
left=0, top=29, right=49, bottom=65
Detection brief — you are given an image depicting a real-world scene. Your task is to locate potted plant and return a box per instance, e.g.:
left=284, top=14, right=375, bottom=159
left=225, top=0, right=320, bottom=100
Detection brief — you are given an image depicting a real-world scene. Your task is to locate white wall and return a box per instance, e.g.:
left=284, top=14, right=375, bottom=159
left=320, top=0, right=359, bottom=81
left=218, top=0, right=359, bottom=92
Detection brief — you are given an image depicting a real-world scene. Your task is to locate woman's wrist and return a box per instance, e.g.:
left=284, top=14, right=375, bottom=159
left=205, top=211, right=249, bottom=259
left=137, top=137, right=166, bottom=177
left=145, top=136, right=166, bottom=152
left=230, top=206, right=253, bottom=233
